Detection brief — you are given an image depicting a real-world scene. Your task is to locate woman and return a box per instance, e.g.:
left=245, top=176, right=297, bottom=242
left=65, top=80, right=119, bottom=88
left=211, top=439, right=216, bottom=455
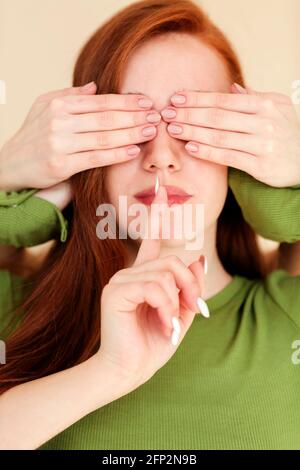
left=1, top=0, right=300, bottom=450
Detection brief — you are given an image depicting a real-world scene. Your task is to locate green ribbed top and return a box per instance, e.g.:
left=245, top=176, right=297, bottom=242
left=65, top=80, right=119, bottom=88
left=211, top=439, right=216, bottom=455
left=0, top=179, right=300, bottom=450
left=38, top=270, right=300, bottom=450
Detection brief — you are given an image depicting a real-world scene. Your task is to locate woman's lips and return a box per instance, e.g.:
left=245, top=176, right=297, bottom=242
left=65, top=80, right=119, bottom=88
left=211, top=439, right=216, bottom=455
left=134, top=194, right=192, bottom=206
left=134, top=184, right=192, bottom=206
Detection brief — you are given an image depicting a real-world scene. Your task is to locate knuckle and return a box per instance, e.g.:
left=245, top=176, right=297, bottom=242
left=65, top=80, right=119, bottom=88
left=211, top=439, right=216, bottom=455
left=46, top=155, right=65, bottom=177
left=220, top=150, right=235, bottom=166
left=49, top=98, right=65, bottom=113
left=95, top=131, right=110, bottom=148
left=212, top=131, right=226, bottom=147
left=262, top=138, right=276, bottom=154
left=207, top=107, right=224, bottom=127
left=260, top=98, right=275, bottom=113
left=96, top=111, right=114, bottom=128
left=48, top=134, right=62, bottom=153
left=124, top=94, right=134, bottom=109
left=204, top=145, right=213, bottom=160
left=98, top=93, right=109, bottom=108
left=262, top=119, right=276, bottom=135
left=133, top=111, right=141, bottom=126
left=160, top=271, right=174, bottom=283
left=88, top=151, right=102, bottom=167
left=182, top=108, right=191, bottom=123
left=49, top=117, right=63, bottom=132
left=214, top=93, right=229, bottom=108
left=129, top=126, right=139, bottom=142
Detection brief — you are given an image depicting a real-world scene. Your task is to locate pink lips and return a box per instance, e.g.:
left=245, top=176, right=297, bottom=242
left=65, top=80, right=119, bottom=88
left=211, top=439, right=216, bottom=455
left=134, top=185, right=192, bottom=206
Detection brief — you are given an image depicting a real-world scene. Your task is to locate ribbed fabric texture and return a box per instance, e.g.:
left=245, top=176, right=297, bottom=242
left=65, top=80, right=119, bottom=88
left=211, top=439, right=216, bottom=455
left=229, top=168, right=300, bottom=242
left=36, top=270, right=300, bottom=450
left=0, top=189, right=68, bottom=246
left=1, top=186, right=300, bottom=449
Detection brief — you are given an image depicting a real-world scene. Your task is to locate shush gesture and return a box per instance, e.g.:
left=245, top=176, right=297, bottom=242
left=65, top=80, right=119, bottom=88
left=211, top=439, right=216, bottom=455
left=98, top=177, right=209, bottom=390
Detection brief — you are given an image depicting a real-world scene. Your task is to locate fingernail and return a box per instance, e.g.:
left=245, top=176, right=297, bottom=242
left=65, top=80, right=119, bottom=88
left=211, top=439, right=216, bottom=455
left=186, top=142, right=198, bottom=153
left=138, top=98, right=153, bottom=108
left=146, top=112, right=161, bottom=123
left=200, top=255, right=208, bottom=275
left=171, top=330, right=180, bottom=346
left=171, top=316, right=181, bottom=333
left=171, top=316, right=181, bottom=345
left=142, top=126, right=156, bottom=136
left=233, top=83, right=247, bottom=94
left=171, top=94, right=186, bottom=104
left=80, top=81, right=96, bottom=91
left=155, top=173, right=160, bottom=195
left=161, top=108, right=177, bottom=119
left=168, top=124, right=182, bottom=134
left=127, top=145, right=140, bottom=156
left=196, top=297, right=210, bottom=318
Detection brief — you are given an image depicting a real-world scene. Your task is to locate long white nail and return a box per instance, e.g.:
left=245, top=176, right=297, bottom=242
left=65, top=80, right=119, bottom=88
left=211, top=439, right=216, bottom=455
left=171, top=316, right=181, bottom=333
left=171, top=316, right=181, bottom=345
left=155, top=173, right=160, bottom=195
left=171, top=330, right=180, bottom=346
left=196, top=297, right=210, bottom=318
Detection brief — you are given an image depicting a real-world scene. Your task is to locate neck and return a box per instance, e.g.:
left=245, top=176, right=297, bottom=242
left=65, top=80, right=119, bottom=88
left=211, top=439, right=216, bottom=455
left=124, top=222, right=233, bottom=301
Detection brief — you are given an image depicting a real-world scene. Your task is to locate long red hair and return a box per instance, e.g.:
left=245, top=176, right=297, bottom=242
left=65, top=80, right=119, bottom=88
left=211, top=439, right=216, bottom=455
left=0, top=0, right=267, bottom=394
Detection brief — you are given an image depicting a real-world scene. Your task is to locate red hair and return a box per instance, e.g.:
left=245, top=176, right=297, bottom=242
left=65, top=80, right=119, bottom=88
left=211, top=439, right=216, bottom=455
left=0, top=0, right=267, bottom=394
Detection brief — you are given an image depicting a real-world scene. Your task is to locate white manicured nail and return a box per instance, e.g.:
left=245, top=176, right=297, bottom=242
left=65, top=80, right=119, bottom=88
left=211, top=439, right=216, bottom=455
left=171, top=329, right=180, bottom=346
left=155, top=173, right=160, bottom=195
left=171, top=315, right=181, bottom=333
left=196, top=297, right=210, bottom=318
left=171, top=316, right=181, bottom=345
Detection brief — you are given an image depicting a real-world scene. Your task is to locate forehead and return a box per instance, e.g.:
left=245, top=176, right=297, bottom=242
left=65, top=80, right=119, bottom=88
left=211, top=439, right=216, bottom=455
left=121, top=32, right=231, bottom=111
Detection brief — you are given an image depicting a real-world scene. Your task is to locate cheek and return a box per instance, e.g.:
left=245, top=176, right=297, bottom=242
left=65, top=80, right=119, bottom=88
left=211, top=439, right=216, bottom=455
left=192, top=162, right=228, bottom=225
left=105, top=165, right=129, bottom=206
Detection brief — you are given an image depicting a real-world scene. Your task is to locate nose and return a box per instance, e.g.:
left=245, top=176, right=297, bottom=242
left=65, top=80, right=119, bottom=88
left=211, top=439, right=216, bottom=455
left=141, top=120, right=182, bottom=177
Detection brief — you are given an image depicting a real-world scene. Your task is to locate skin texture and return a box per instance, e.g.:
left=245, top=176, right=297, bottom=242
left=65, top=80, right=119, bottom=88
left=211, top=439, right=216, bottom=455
left=106, top=32, right=234, bottom=299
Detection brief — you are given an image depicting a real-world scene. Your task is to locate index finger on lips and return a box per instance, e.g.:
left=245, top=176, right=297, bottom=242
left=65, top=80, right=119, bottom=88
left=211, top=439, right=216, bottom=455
left=133, top=180, right=168, bottom=267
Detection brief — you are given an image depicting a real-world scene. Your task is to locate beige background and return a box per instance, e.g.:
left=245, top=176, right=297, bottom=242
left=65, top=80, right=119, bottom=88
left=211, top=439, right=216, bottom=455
left=0, top=0, right=299, bottom=145
left=1, top=0, right=300, bottom=253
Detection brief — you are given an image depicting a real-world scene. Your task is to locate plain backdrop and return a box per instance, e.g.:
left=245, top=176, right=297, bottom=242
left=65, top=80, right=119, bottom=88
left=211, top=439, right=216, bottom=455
left=0, top=0, right=299, bottom=253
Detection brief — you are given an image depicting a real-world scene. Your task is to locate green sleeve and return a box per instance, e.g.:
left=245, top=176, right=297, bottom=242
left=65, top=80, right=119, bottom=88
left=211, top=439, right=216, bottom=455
left=0, top=270, right=25, bottom=340
left=228, top=168, right=300, bottom=243
left=0, top=189, right=68, bottom=247
left=261, top=269, right=300, bottom=330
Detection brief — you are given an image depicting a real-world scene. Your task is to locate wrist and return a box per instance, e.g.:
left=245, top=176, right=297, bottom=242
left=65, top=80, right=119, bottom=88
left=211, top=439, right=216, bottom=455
left=35, top=182, right=72, bottom=211
left=0, top=142, right=23, bottom=192
left=85, top=352, right=140, bottom=410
